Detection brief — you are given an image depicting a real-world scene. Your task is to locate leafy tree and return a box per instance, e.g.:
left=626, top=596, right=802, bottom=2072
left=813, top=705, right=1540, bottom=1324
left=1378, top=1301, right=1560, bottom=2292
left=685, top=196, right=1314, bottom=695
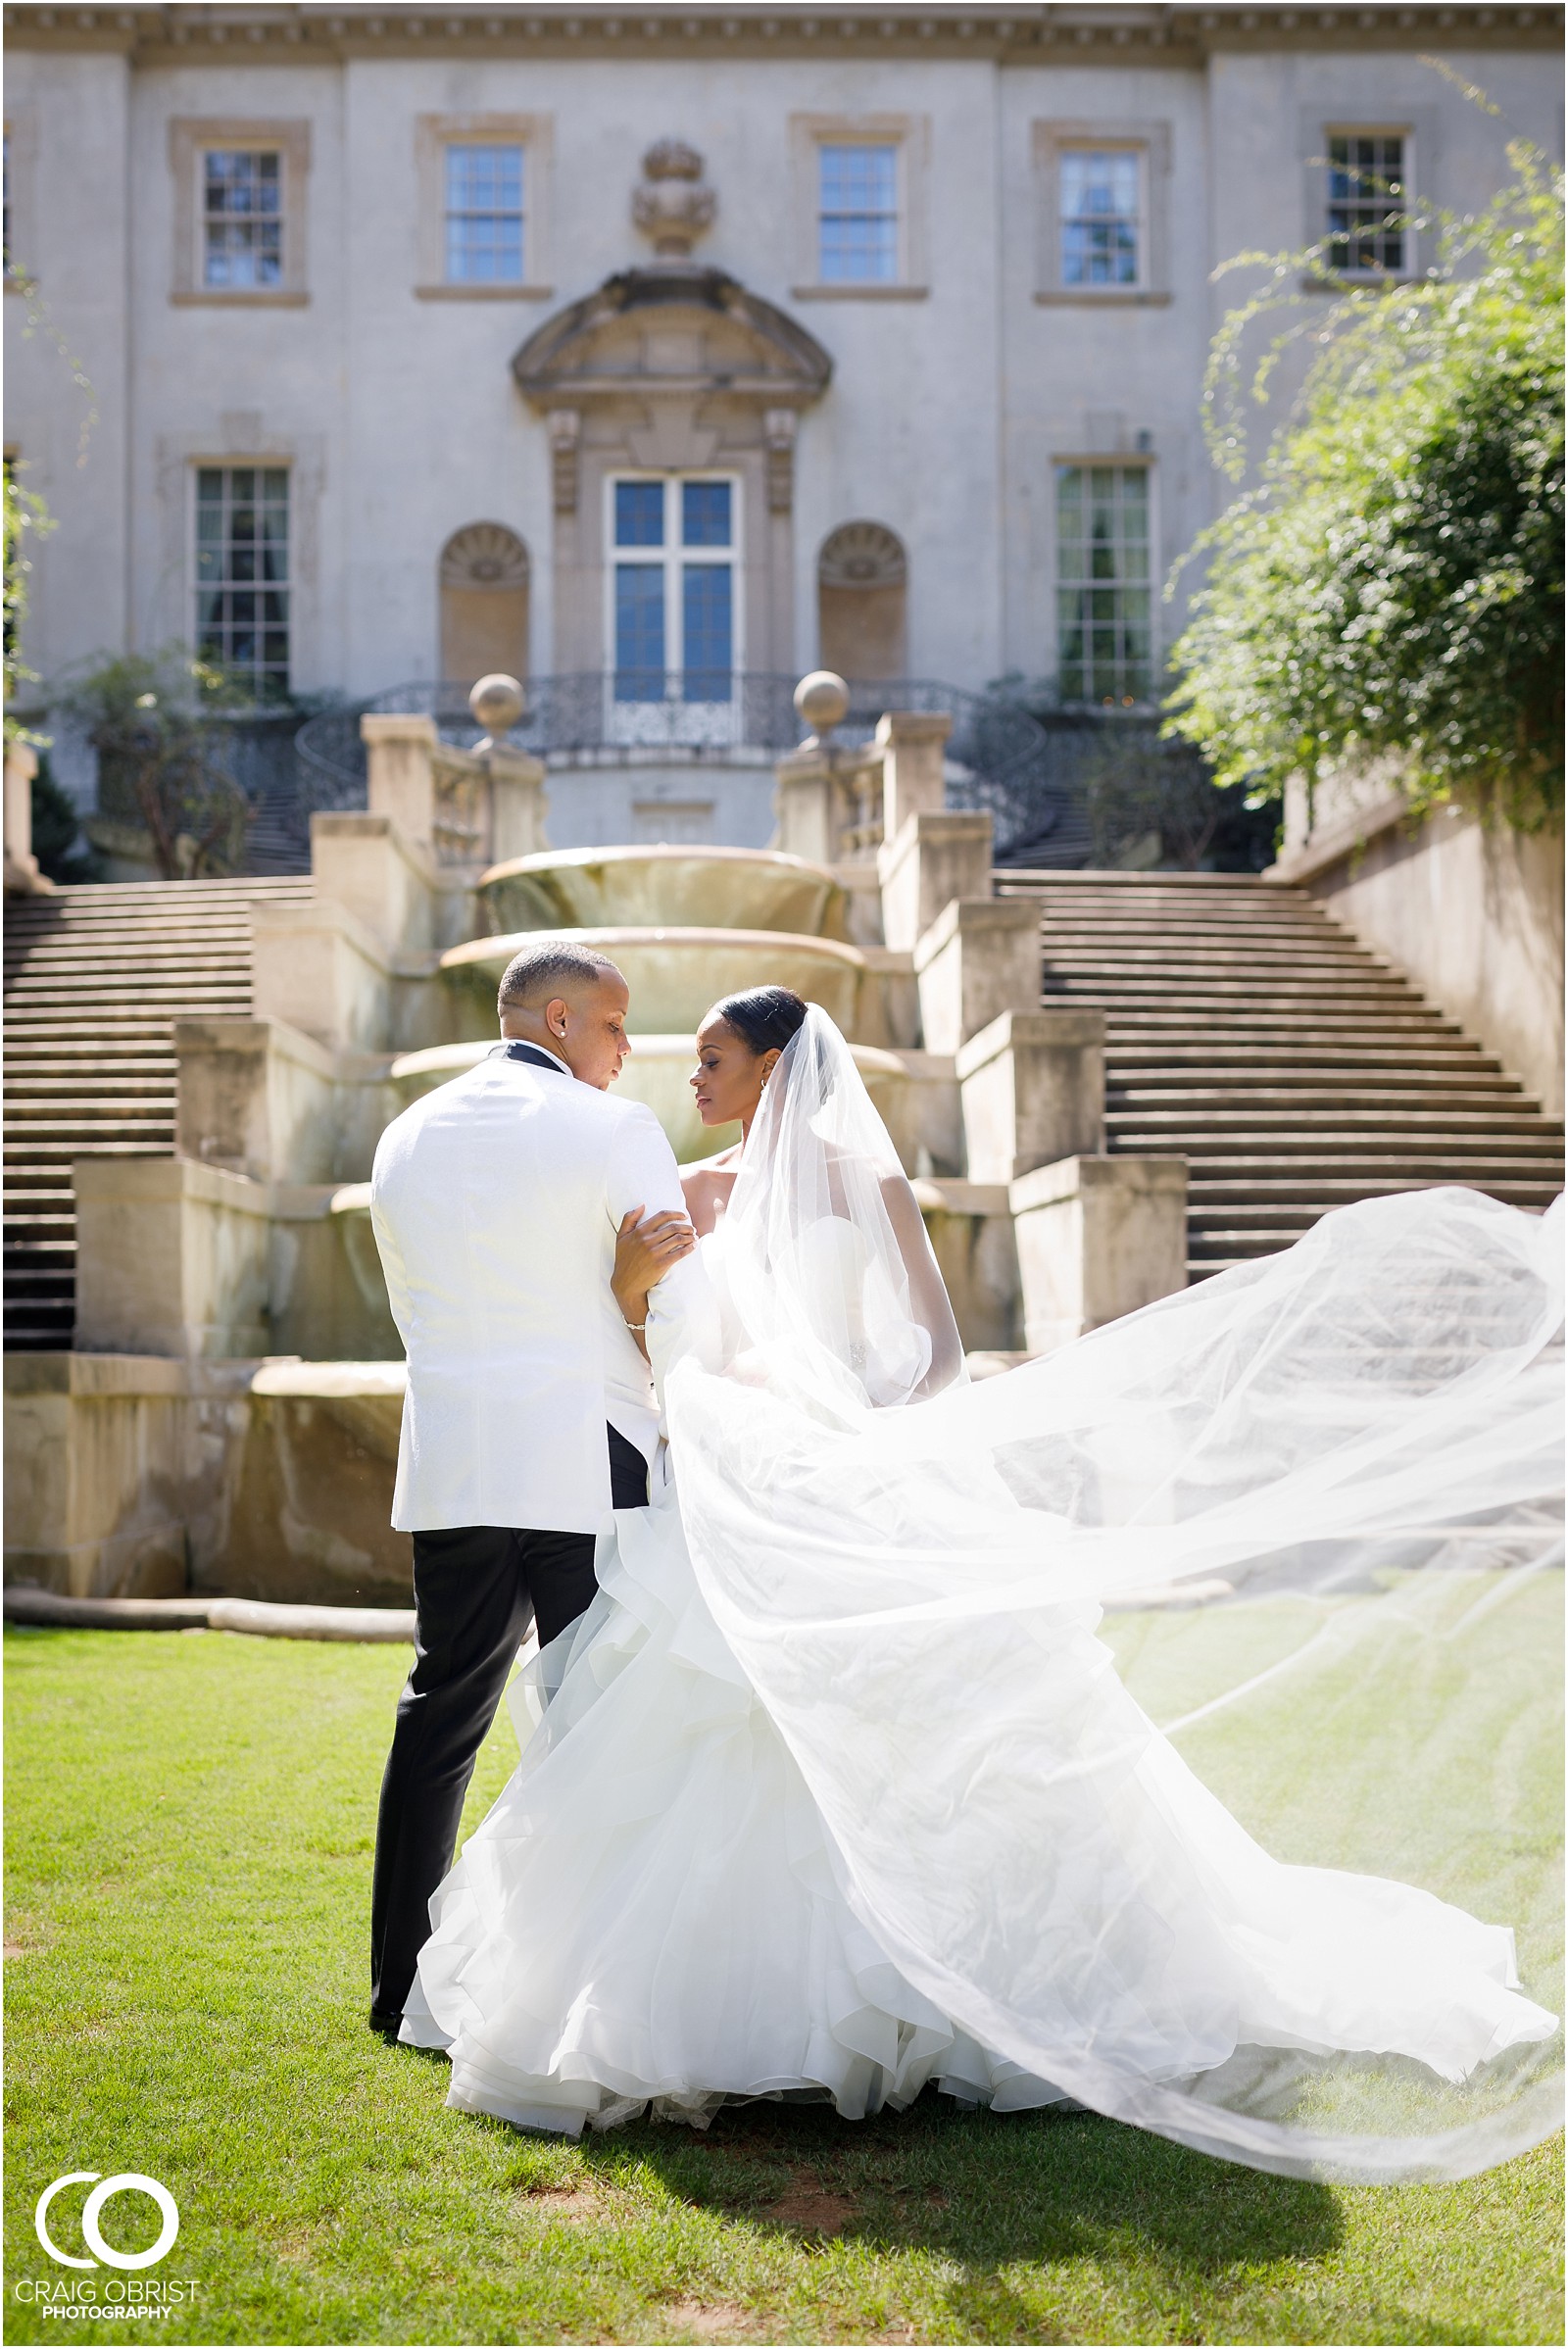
left=1084, top=726, right=1280, bottom=872
left=59, top=649, right=255, bottom=880
left=1165, top=136, right=1563, bottom=826
left=28, top=751, right=97, bottom=885
left=4, top=462, right=55, bottom=746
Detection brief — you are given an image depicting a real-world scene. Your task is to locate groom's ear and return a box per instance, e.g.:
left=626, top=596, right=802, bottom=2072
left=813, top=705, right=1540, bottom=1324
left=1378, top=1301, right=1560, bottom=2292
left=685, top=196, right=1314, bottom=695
left=544, top=996, right=571, bottom=1042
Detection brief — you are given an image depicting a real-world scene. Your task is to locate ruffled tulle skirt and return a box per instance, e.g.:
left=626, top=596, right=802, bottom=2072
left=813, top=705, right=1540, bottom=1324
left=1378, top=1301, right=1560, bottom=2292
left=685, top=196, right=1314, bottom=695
left=403, top=1192, right=1561, bottom=2176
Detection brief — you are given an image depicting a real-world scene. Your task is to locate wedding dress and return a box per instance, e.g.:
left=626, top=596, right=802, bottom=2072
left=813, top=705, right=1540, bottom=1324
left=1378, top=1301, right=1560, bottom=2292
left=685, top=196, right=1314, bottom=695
left=402, top=1010, right=1563, bottom=2182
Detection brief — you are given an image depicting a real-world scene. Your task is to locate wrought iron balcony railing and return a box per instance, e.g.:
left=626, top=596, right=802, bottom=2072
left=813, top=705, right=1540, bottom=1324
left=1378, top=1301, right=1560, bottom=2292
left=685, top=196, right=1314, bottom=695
left=292, top=671, right=1111, bottom=861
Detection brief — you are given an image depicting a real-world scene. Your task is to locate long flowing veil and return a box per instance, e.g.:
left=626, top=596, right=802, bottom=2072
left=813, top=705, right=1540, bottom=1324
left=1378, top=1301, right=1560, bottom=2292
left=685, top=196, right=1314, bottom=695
left=661, top=1008, right=1564, bottom=2181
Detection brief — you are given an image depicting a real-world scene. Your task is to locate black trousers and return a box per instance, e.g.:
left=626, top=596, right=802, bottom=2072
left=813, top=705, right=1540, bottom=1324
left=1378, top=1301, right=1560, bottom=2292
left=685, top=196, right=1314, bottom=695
left=369, top=1424, right=650, bottom=2023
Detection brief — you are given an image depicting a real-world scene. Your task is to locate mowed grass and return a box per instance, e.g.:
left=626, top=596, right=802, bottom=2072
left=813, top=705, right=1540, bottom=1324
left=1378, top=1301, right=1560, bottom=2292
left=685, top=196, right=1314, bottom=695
left=4, top=1626, right=1562, bottom=2347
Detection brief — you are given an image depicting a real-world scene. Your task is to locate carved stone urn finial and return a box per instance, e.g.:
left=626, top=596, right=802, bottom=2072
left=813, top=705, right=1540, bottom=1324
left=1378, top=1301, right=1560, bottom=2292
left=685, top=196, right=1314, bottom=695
left=632, top=139, right=716, bottom=259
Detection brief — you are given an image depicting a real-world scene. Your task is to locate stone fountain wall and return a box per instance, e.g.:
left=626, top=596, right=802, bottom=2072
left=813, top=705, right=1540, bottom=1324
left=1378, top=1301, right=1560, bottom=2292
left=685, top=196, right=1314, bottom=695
left=4, top=676, right=1187, bottom=1603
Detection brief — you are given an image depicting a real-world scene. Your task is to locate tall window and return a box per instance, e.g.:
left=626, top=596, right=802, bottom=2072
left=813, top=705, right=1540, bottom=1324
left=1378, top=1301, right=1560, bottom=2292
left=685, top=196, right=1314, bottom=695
left=1326, top=133, right=1405, bottom=274
left=445, top=144, right=524, bottom=283
left=817, top=144, right=898, bottom=283
left=1060, top=151, right=1141, bottom=288
left=195, top=466, right=290, bottom=698
left=611, top=477, right=737, bottom=703
left=202, top=150, right=282, bottom=290
left=1055, top=465, right=1151, bottom=707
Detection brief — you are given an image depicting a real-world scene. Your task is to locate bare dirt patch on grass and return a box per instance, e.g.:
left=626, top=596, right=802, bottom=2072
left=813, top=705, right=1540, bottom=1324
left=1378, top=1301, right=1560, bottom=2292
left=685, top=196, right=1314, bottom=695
left=661, top=2298, right=759, bottom=2342
left=523, top=2179, right=608, bottom=2222
left=754, top=2175, right=857, bottom=2235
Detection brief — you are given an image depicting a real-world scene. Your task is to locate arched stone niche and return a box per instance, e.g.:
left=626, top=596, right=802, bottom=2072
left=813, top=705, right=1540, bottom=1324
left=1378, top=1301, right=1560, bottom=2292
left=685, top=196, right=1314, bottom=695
left=818, top=520, right=907, bottom=683
left=439, top=522, right=530, bottom=687
left=512, top=264, right=832, bottom=677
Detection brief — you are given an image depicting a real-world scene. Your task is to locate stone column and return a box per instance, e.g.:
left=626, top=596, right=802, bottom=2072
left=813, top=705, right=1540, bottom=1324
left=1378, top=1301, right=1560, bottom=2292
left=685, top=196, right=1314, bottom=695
left=485, top=746, right=550, bottom=864
left=3, top=739, right=49, bottom=895
left=73, top=1156, right=273, bottom=1358
left=878, top=809, right=994, bottom=953
left=310, top=811, right=439, bottom=957
left=956, top=1008, right=1105, bottom=1183
left=773, top=745, right=838, bottom=866
left=876, top=710, right=952, bottom=837
left=911, top=898, right=1039, bottom=1054
left=362, top=714, right=439, bottom=852
left=1009, top=1155, right=1189, bottom=1353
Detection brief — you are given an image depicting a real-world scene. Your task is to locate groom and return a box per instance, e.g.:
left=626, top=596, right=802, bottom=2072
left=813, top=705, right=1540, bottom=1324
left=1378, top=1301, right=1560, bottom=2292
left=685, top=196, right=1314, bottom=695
left=366, top=940, right=696, bottom=2038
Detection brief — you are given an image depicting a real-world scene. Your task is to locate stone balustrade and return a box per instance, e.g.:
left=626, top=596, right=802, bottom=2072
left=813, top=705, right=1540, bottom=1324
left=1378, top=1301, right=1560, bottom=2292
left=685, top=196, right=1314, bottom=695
left=5, top=669, right=1201, bottom=1607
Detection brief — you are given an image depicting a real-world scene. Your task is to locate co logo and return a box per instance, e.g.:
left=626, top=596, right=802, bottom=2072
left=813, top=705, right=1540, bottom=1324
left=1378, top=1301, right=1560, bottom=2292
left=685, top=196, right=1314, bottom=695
left=35, top=2174, right=180, bottom=2272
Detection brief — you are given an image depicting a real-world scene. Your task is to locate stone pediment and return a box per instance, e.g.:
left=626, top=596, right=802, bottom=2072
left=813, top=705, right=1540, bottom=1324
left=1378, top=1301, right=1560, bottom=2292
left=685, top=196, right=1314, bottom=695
left=511, top=265, right=832, bottom=413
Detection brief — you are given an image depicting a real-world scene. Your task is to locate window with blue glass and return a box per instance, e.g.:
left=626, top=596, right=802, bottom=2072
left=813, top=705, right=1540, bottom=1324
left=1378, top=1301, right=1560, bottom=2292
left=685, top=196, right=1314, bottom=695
left=818, top=144, right=899, bottom=283
left=445, top=144, right=524, bottom=283
left=682, top=481, right=731, bottom=547
left=612, top=477, right=737, bottom=703
left=615, top=481, right=664, bottom=548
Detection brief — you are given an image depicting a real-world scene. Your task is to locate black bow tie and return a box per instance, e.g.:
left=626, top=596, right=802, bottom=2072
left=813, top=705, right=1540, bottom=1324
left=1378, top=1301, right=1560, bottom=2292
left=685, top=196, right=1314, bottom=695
left=497, top=1040, right=565, bottom=1074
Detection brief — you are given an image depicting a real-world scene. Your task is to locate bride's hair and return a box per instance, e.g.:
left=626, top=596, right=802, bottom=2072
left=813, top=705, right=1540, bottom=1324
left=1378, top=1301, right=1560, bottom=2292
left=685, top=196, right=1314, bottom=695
left=712, top=986, right=808, bottom=1058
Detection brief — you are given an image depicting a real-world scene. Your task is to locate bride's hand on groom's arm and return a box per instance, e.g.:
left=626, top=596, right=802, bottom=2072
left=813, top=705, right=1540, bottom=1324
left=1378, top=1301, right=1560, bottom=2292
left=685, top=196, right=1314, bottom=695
left=613, top=1206, right=697, bottom=1350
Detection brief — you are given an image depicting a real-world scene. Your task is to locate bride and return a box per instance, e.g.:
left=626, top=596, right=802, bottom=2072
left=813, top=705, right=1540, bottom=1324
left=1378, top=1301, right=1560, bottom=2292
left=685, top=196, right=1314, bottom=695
left=400, top=990, right=1563, bottom=2182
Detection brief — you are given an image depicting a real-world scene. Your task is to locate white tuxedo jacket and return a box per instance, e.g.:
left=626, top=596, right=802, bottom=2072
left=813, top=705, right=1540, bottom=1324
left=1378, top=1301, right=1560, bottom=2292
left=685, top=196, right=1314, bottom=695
left=370, top=1044, right=695, bottom=1536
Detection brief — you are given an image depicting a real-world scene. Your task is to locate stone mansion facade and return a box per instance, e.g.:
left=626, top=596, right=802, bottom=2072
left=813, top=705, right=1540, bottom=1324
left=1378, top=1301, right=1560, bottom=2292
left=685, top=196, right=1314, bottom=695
left=5, top=1, right=1562, bottom=844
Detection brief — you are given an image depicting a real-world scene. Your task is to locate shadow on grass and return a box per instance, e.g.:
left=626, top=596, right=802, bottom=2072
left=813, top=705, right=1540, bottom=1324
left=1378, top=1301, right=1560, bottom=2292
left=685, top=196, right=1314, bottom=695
left=587, top=2086, right=1344, bottom=2280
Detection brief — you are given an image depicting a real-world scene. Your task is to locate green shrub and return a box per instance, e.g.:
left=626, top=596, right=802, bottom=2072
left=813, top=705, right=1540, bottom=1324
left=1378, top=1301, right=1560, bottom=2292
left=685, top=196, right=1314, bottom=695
left=1166, top=138, right=1563, bottom=827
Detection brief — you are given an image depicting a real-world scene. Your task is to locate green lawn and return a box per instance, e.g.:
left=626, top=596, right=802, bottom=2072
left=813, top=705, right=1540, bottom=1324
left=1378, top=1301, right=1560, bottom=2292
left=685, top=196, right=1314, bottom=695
left=4, top=1626, right=1562, bottom=2347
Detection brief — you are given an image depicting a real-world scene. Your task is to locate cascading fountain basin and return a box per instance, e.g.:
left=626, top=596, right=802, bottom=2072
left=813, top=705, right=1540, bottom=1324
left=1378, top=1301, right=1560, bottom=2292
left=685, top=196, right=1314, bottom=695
left=441, top=927, right=866, bottom=1039
left=479, top=845, right=846, bottom=939
left=390, top=1036, right=911, bottom=1168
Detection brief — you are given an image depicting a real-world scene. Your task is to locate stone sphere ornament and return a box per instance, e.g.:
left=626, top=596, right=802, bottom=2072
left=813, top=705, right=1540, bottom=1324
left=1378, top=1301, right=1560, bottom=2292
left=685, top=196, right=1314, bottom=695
left=794, top=670, right=850, bottom=744
left=468, top=673, right=525, bottom=748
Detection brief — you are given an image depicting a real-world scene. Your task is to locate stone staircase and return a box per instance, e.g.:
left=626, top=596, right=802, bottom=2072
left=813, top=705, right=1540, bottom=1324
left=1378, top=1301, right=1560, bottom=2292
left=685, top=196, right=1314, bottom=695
left=3, top=877, right=314, bottom=1349
left=993, top=868, right=1565, bottom=1283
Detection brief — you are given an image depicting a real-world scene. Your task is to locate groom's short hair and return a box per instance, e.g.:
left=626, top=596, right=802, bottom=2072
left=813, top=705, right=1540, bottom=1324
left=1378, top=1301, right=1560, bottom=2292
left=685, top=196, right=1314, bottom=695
left=498, top=941, right=623, bottom=1012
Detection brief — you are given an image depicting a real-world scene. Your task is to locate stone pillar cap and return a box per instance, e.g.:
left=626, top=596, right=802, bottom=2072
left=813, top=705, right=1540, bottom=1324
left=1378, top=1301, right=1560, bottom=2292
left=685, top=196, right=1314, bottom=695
left=874, top=710, right=954, bottom=747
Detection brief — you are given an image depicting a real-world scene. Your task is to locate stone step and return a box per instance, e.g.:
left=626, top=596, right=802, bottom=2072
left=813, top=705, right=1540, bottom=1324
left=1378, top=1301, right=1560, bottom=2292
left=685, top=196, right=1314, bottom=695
left=1110, top=1141, right=1565, bottom=1170
left=7, top=879, right=310, bottom=905
left=1045, top=977, right=1431, bottom=1002
left=4, top=923, right=265, bottom=947
left=2, top=1122, right=174, bottom=1150
left=2, top=981, right=254, bottom=1001
left=1102, top=1090, right=1558, bottom=1117
left=1187, top=1179, right=1561, bottom=1212
left=4, top=1017, right=190, bottom=1034
left=1106, top=1106, right=1562, bottom=1138
left=2, top=1045, right=180, bottom=1063
left=996, top=871, right=1313, bottom=895
left=1109, top=1068, right=1520, bottom=1097
left=1107, top=1045, right=1501, bottom=1072
left=6, top=1080, right=180, bottom=1104
left=4, top=1265, right=74, bottom=1297
left=1038, top=939, right=1388, bottom=963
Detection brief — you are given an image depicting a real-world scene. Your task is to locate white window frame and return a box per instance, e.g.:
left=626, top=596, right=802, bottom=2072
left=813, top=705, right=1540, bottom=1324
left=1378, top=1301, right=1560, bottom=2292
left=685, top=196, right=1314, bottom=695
left=415, top=114, right=553, bottom=301
left=603, top=471, right=746, bottom=739
left=790, top=114, right=930, bottom=301
left=169, top=119, right=311, bottom=307
left=1052, top=459, right=1158, bottom=710
left=1057, top=146, right=1147, bottom=294
left=1320, top=123, right=1414, bottom=281
left=1033, top=120, right=1172, bottom=308
left=189, top=460, right=293, bottom=700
